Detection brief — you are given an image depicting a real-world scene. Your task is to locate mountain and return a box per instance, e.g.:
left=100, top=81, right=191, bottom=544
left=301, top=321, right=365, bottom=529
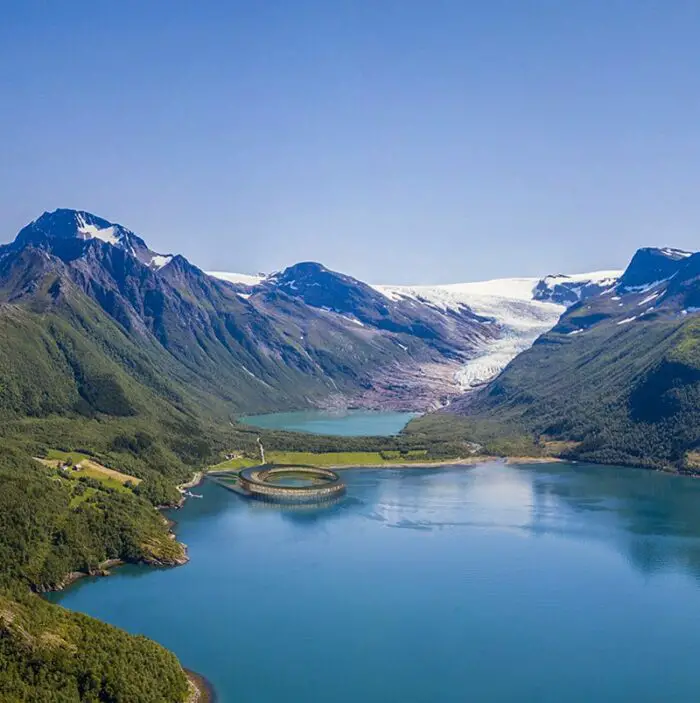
left=0, top=208, right=631, bottom=428
left=436, top=247, right=700, bottom=470
left=15, top=209, right=174, bottom=270
left=0, top=209, right=508, bottom=421
left=617, top=247, right=693, bottom=291
left=532, top=270, right=619, bottom=305
left=210, top=267, right=621, bottom=397
left=371, top=271, right=620, bottom=391
left=208, top=260, right=501, bottom=409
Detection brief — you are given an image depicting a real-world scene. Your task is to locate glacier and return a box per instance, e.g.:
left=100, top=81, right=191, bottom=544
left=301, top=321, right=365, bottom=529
left=208, top=269, right=622, bottom=394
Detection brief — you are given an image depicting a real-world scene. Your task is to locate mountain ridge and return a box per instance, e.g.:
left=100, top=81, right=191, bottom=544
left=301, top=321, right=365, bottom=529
left=0, top=209, right=497, bottom=415
left=210, top=266, right=623, bottom=391
left=6, top=208, right=694, bottom=430
left=433, top=244, right=700, bottom=469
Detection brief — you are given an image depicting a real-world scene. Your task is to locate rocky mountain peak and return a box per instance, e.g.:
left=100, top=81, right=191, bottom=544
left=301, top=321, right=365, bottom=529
left=617, top=247, right=692, bottom=292
left=532, top=270, right=620, bottom=305
left=13, top=209, right=173, bottom=271
left=17, top=209, right=135, bottom=247
left=264, top=260, right=391, bottom=318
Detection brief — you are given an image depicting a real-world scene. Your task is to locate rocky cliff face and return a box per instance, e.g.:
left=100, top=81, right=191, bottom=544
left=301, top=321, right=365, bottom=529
left=617, top=247, right=692, bottom=291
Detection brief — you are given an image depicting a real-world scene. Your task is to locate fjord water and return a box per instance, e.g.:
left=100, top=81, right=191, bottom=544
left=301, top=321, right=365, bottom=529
left=50, top=463, right=700, bottom=702
left=240, top=409, right=418, bottom=435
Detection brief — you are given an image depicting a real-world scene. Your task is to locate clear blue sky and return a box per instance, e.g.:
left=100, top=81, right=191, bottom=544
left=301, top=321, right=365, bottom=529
left=2, top=1, right=699, bottom=283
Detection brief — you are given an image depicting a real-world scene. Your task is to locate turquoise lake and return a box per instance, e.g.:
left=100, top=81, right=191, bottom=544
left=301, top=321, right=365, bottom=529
left=49, top=462, right=700, bottom=702
left=240, top=409, right=418, bottom=435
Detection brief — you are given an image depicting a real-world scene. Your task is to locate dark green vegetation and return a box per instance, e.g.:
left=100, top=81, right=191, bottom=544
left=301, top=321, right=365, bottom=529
left=0, top=450, right=191, bottom=701
left=0, top=451, right=186, bottom=593
left=0, top=591, right=189, bottom=702
left=436, top=249, right=700, bottom=471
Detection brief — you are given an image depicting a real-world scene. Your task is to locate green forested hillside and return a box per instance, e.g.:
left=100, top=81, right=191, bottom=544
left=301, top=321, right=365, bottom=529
left=429, top=311, right=700, bottom=470
left=0, top=591, right=189, bottom=702
left=0, top=452, right=186, bottom=592
left=0, top=291, right=228, bottom=699
left=0, top=450, right=191, bottom=701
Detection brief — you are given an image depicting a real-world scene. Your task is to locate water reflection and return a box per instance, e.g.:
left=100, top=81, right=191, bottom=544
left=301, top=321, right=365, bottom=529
left=49, top=461, right=700, bottom=703
left=526, top=462, right=700, bottom=580
left=199, top=463, right=700, bottom=582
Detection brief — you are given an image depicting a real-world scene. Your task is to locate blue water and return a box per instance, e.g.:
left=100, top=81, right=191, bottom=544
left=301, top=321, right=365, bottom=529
left=240, top=409, right=418, bottom=435
left=49, top=462, right=700, bottom=702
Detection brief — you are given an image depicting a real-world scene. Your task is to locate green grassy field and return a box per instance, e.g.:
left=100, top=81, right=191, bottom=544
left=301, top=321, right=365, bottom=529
left=40, top=450, right=141, bottom=492
left=75, top=459, right=141, bottom=487
left=210, top=449, right=433, bottom=470
left=72, top=464, right=129, bottom=491
left=45, top=448, right=92, bottom=465
left=210, top=456, right=257, bottom=470
left=68, top=485, right=98, bottom=507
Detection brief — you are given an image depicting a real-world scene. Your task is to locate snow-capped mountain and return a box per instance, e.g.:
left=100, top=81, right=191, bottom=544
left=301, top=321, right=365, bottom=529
left=617, top=247, right=693, bottom=292
left=372, top=271, right=621, bottom=390
left=446, top=247, right=700, bottom=470
left=1, top=210, right=498, bottom=412
left=6, top=208, right=695, bottom=420
left=533, top=270, right=620, bottom=305
left=208, top=268, right=622, bottom=392
left=16, top=209, right=174, bottom=271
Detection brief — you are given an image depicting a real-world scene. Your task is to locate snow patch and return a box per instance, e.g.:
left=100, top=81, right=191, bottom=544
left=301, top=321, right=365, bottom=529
left=150, top=254, right=172, bottom=270
left=661, top=247, right=692, bottom=259
left=76, top=213, right=120, bottom=246
left=207, top=271, right=266, bottom=286
left=620, top=277, right=673, bottom=294
left=638, top=292, right=660, bottom=306
left=339, top=315, right=365, bottom=327
left=617, top=316, right=638, bottom=325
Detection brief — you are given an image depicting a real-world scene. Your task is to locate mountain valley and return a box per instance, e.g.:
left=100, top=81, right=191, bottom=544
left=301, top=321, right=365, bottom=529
left=430, top=246, right=700, bottom=470
left=1, top=208, right=699, bottom=702
left=1, top=209, right=620, bottom=422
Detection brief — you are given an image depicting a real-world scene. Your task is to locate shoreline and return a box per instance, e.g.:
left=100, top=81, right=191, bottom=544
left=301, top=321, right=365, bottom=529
left=41, top=451, right=679, bottom=703
left=185, top=668, right=215, bottom=702
left=276, top=455, right=565, bottom=471
left=37, top=558, right=127, bottom=592
left=46, top=472, right=204, bottom=594
left=209, top=454, right=565, bottom=475
left=42, top=483, right=216, bottom=703
left=178, top=470, right=204, bottom=492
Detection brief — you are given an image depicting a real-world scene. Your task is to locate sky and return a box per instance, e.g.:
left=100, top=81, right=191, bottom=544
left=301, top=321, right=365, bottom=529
left=1, top=1, right=699, bottom=284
